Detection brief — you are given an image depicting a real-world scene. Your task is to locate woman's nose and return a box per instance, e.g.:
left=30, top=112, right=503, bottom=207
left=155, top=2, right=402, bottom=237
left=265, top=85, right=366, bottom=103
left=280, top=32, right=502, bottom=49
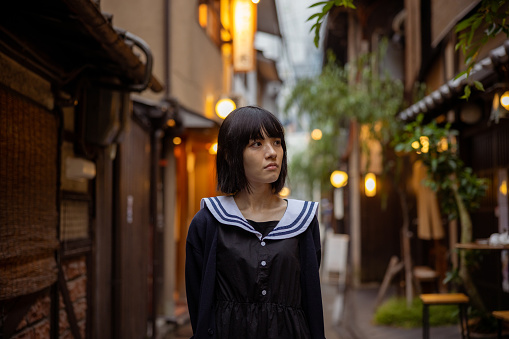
left=265, top=144, right=277, bottom=158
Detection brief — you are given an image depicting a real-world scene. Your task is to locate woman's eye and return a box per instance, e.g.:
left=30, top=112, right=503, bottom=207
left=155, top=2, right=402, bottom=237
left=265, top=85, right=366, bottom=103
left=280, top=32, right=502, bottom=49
left=274, top=139, right=282, bottom=146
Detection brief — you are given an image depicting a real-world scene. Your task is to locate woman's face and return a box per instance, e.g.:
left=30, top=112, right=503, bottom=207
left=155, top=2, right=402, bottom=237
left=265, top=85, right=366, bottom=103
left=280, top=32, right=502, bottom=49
left=243, top=130, right=283, bottom=189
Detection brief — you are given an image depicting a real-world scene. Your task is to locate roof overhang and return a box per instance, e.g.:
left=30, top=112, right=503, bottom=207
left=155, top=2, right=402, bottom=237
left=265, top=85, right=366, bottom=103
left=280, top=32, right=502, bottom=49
left=398, top=40, right=509, bottom=122
left=179, top=105, right=219, bottom=129
left=0, top=0, right=162, bottom=93
left=257, top=0, right=281, bottom=37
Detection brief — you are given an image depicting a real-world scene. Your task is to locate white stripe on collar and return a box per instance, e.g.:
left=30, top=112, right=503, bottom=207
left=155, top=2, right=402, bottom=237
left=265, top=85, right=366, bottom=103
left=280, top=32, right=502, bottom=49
left=200, top=196, right=318, bottom=240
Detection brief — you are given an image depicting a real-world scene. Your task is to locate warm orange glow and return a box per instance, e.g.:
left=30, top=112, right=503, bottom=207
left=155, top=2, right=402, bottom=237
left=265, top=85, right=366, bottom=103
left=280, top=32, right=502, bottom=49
left=220, top=0, right=232, bottom=30
left=438, top=137, right=448, bottom=152
left=311, top=129, right=322, bottom=140
left=501, top=91, right=509, bottom=110
left=279, top=187, right=291, bottom=198
left=365, top=173, right=376, bottom=197
left=222, top=42, right=232, bottom=57
left=198, top=4, right=208, bottom=28
left=173, top=137, right=182, bottom=145
left=419, top=136, right=429, bottom=153
left=501, top=180, right=507, bottom=196
left=330, top=170, right=348, bottom=188
left=232, top=0, right=256, bottom=72
left=221, top=28, right=232, bottom=42
left=209, top=142, right=218, bottom=155
left=167, top=119, right=176, bottom=127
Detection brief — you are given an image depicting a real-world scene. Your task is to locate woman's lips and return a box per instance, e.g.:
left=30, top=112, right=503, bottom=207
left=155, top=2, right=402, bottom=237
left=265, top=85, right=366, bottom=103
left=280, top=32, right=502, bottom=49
left=264, top=163, right=278, bottom=170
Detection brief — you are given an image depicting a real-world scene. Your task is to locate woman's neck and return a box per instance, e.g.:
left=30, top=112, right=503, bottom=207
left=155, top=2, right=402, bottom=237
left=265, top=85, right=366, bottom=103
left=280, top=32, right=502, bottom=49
left=234, top=186, right=287, bottom=222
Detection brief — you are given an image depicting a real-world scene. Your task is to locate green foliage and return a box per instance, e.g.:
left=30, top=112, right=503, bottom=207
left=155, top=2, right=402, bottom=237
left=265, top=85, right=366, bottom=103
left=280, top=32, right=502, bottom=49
left=308, top=0, right=509, bottom=100
left=455, top=0, right=509, bottom=99
left=287, top=129, right=344, bottom=194
left=393, top=114, right=488, bottom=219
left=373, top=297, right=458, bottom=328
left=284, top=46, right=404, bottom=192
left=307, top=0, right=356, bottom=48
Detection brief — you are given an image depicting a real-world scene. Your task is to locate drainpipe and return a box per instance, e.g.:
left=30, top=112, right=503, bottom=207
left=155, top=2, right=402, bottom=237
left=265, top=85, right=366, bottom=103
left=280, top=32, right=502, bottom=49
left=60, top=0, right=163, bottom=93
left=164, top=0, right=171, bottom=99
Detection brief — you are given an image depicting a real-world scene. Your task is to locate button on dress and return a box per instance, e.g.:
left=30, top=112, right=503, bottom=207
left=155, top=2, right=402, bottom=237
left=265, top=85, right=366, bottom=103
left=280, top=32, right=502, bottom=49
left=215, top=219, right=311, bottom=339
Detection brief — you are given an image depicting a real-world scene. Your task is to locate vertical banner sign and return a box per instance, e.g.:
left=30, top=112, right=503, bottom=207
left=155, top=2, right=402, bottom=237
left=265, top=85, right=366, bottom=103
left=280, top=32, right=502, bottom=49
left=232, top=0, right=256, bottom=72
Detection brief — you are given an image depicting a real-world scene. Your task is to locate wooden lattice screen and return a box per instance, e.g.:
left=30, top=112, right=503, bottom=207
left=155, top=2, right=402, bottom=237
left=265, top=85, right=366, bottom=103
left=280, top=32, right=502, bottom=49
left=0, top=85, right=59, bottom=300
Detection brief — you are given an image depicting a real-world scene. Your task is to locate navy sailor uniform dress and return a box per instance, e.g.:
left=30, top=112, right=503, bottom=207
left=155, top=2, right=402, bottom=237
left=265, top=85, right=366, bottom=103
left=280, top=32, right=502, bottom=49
left=187, top=196, right=323, bottom=339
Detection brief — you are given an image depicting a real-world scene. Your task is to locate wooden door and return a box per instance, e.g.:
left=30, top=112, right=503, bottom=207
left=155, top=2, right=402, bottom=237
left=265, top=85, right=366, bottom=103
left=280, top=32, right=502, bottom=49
left=112, top=119, right=151, bottom=339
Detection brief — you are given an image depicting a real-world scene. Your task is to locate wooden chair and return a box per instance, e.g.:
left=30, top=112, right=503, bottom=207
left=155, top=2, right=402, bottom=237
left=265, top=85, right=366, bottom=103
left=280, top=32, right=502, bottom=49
left=420, top=293, right=470, bottom=339
left=492, top=310, right=509, bottom=339
left=413, top=265, right=439, bottom=294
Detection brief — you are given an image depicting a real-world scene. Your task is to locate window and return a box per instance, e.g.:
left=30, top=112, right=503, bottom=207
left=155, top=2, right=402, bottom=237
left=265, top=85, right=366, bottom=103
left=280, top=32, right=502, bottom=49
left=198, top=0, right=222, bottom=47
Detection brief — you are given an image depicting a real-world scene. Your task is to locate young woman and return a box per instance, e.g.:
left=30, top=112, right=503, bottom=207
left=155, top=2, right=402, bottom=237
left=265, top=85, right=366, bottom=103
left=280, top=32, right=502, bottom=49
left=185, top=106, right=325, bottom=339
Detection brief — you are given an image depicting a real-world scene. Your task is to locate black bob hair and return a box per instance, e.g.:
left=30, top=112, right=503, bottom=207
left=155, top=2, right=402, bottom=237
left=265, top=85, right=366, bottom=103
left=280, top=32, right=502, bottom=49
left=216, top=106, right=287, bottom=194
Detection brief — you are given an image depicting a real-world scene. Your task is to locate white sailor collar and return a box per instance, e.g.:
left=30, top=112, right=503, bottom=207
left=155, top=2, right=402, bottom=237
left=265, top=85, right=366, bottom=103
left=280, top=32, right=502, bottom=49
left=200, top=196, right=318, bottom=240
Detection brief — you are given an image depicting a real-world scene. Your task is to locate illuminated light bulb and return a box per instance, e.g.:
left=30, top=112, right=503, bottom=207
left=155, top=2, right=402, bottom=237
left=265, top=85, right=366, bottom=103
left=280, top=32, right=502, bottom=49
left=330, top=170, right=348, bottom=188
left=215, top=98, right=236, bottom=119
left=209, top=142, right=218, bottom=155
left=311, top=129, right=322, bottom=140
left=173, top=137, right=182, bottom=145
left=501, top=91, right=509, bottom=110
left=365, top=173, right=376, bottom=197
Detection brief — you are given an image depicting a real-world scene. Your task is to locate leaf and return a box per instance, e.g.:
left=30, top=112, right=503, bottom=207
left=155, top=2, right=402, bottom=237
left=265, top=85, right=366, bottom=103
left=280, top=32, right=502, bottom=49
left=431, top=158, right=438, bottom=171
left=323, top=1, right=334, bottom=13
left=314, top=24, right=322, bottom=48
left=455, top=17, right=475, bottom=32
left=454, top=70, right=468, bottom=80
left=460, top=85, right=471, bottom=100
left=473, top=81, right=484, bottom=91
left=308, top=1, right=329, bottom=8
left=306, top=13, right=322, bottom=22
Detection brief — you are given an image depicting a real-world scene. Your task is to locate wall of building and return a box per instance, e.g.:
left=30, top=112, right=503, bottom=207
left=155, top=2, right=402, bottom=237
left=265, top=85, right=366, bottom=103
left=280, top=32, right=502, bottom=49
left=101, top=0, right=167, bottom=103
left=170, top=0, right=223, bottom=116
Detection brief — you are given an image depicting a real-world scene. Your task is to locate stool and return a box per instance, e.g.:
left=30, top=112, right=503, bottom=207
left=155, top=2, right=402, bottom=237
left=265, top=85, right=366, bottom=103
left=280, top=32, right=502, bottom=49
left=420, top=293, right=470, bottom=339
left=492, top=310, right=509, bottom=339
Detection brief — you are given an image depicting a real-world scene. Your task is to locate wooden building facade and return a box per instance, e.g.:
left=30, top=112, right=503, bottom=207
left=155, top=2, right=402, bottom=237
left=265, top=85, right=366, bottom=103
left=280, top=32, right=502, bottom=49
left=321, top=0, right=509, bottom=300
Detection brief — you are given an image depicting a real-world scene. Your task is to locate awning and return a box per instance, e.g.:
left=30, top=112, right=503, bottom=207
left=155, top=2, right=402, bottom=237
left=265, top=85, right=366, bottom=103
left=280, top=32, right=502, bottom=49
left=0, top=0, right=163, bottom=93
left=257, top=0, right=281, bottom=37
left=398, top=40, right=509, bottom=122
left=180, top=106, right=219, bottom=129
left=132, top=96, right=178, bottom=130
left=257, top=51, right=281, bottom=83
left=132, top=96, right=219, bottom=130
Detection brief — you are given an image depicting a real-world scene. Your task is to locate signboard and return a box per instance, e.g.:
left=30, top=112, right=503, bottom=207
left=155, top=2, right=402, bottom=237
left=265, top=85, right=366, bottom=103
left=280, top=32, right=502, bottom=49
left=232, top=0, right=256, bottom=72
